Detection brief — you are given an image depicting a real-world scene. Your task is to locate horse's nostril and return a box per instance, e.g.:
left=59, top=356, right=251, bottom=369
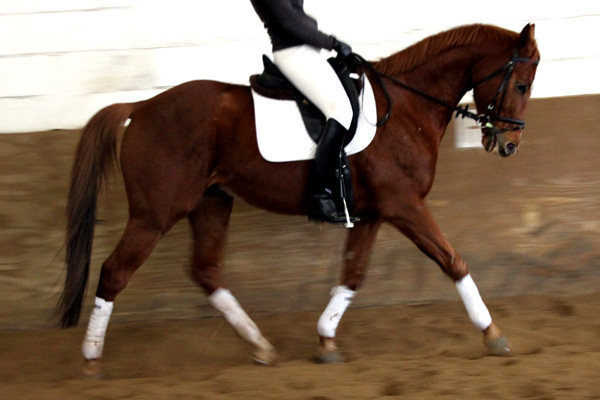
left=505, top=142, right=517, bottom=154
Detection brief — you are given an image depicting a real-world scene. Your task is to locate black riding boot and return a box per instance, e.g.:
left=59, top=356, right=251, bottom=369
left=308, top=119, right=358, bottom=226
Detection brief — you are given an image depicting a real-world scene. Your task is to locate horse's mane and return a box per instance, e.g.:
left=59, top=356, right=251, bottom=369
left=374, top=24, right=519, bottom=75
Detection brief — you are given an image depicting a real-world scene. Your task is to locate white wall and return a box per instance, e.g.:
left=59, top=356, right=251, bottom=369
left=1, top=0, right=598, bottom=133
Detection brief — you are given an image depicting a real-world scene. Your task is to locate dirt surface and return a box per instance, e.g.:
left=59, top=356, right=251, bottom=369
left=2, top=293, right=600, bottom=399
left=0, top=95, right=599, bottom=398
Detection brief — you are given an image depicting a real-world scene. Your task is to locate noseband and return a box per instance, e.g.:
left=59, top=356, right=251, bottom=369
left=356, top=50, right=539, bottom=137
left=462, top=50, right=539, bottom=136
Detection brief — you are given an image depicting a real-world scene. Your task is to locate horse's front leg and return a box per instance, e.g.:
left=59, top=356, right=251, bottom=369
left=316, top=220, right=382, bottom=363
left=389, top=200, right=510, bottom=356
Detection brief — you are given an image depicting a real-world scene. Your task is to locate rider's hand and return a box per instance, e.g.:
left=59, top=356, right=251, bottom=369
left=333, top=38, right=352, bottom=58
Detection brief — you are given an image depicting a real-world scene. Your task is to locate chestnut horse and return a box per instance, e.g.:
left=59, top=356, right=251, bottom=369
left=57, top=24, right=539, bottom=369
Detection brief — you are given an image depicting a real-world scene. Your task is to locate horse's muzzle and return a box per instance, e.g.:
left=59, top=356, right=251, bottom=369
left=482, top=127, right=520, bottom=157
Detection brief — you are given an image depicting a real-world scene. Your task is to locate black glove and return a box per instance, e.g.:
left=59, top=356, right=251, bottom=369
left=333, top=38, right=352, bottom=58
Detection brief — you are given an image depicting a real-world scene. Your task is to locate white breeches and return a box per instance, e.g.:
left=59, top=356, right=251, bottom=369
left=273, top=44, right=353, bottom=130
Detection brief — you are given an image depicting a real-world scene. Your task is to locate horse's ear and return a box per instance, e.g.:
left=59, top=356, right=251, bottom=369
left=519, top=23, right=536, bottom=48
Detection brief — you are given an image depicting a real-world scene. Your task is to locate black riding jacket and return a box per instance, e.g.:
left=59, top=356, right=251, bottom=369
left=250, top=0, right=336, bottom=51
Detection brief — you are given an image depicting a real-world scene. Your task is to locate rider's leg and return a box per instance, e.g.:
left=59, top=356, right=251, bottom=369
left=273, top=45, right=353, bottom=127
left=273, top=45, right=356, bottom=225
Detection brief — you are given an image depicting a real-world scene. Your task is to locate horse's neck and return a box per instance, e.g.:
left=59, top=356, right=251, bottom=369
left=369, top=47, right=486, bottom=196
left=406, top=47, right=480, bottom=109
left=371, top=46, right=489, bottom=172
left=391, top=47, right=486, bottom=141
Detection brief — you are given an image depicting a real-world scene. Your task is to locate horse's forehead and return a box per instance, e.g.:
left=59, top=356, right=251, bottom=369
left=529, top=47, right=541, bottom=62
left=518, top=48, right=541, bottom=75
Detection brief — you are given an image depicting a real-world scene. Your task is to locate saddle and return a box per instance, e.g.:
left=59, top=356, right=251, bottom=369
left=249, top=55, right=361, bottom=144
left=249, top=55, right=368, bottom=224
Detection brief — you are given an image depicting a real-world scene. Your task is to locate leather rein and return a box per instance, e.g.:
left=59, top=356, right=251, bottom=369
left=353, top=51, right=539, bottom=137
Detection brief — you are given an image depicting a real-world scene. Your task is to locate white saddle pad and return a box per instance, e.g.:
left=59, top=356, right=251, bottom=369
left=252, top=75, right=378, bottom=162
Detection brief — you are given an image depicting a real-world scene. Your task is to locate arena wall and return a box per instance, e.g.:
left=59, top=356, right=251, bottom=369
left=1, top=0, right=599, bottom=133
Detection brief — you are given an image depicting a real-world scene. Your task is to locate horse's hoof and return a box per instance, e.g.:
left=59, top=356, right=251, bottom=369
left=315, top=349, right=346, bottom=364
left=485, top=334, right=511, bottom=356
left=483, top=322, right=511, bottom=356
left=315, top=336, right=346, bottom=364
left=81, top=359, right=103, bottom=378
left=251, top=346, right=278, bottom=366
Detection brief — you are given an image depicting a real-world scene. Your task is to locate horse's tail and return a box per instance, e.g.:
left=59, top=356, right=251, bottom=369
left=56, top=103, right=134, bottom=328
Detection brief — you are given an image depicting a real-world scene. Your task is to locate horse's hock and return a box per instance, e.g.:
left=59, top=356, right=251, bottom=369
left=0, top=95, right=599, bottom=329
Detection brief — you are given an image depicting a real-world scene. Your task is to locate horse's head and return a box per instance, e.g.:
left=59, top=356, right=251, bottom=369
left=471, top=24, right=540, bottom=157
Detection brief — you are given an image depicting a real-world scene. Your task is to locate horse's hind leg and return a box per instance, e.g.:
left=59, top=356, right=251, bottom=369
left=316, top=220, right=382, bottom=363
left=188, top=188, right=276, bottom=365
left=82, top=217, right=163, bottom=375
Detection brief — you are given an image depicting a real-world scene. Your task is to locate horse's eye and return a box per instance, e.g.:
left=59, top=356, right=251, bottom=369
left=516, top=83, right=529, bottom=94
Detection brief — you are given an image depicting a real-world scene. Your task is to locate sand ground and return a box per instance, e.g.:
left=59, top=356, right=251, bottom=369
left=0, top=95, right=599, bottom=399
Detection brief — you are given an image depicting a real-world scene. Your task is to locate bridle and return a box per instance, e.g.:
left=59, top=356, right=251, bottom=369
left=353, top=50, right=539, bottom=137
left=465, top=50, right=539, bottom=135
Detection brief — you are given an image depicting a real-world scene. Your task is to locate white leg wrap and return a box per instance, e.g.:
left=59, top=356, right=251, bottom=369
left=455, top=274, right=492, bottom=331
left=318, top=286, right=355, bottom=338
left=82, top=297, right=114, bottom=360
left=209, top=288, right=272, bottom=349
